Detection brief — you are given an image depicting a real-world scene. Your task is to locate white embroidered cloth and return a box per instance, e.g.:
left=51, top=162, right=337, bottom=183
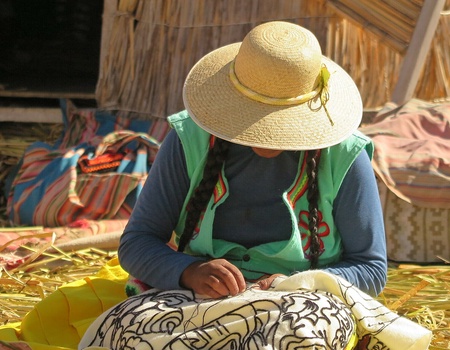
left=79, top=271, right=431, bottom=350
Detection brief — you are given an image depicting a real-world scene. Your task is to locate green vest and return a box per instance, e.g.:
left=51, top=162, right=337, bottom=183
left=169, top=110, right=373, bottom=280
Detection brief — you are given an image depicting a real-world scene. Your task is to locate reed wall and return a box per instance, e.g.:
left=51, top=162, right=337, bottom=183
left=96, top=0, right=450, bottom=119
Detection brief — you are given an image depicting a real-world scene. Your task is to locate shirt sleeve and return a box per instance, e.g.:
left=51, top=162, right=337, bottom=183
left=324, top=150, right=388, bottom=296
left=118, top=129, right=205, bottom=290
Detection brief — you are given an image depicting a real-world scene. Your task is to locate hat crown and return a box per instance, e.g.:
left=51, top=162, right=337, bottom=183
left=234, top=21, right=323, bottom=99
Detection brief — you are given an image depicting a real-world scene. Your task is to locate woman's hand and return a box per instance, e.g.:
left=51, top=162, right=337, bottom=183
left=256, top=273, right=286, bottom=290
left=180, top=259, right=246, bottom=299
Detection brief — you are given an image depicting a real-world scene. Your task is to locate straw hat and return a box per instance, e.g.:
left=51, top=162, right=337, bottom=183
left=183, top=21, right=362, bottom=150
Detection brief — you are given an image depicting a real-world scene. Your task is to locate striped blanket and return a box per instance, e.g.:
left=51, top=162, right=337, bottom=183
left=6, top=100, right=169, bottom=227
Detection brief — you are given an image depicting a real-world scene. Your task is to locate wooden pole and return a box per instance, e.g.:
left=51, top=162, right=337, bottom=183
left=391, top=0, right=446, bottom=105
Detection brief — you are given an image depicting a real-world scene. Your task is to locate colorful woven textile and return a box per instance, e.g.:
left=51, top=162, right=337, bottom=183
left=359, top=99, right=450, bottom=263
left=377, top=177, right=450, bottom=263
left=6, top=100, right=169, bottom=227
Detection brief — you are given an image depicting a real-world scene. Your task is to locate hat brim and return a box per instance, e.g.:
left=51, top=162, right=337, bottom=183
left=183, top=43, right=362, bottom=150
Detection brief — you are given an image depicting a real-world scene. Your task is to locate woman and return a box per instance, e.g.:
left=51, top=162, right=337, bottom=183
left=78, top=21, right=428, bottom=350
left=117, top=20, right=387, bottom=298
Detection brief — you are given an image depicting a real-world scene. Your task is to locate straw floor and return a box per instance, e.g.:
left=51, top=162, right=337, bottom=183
left=0, top=248, right=449, bottom=349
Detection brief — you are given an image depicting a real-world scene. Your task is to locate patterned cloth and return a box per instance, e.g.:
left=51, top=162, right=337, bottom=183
left=377, top=177, right=450, bottom=263
left=359, top=99, right=450, bottom=263
left=6, top=99, right=169, bottom=227
left=80, top=271, right=431, bottom=350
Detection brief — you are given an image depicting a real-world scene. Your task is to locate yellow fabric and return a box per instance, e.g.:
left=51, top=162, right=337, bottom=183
left=345, top=315, right=359, bottom=350
left=0, top=258, right=128, bottom=350
left=0, top=324, right=21, bottom=341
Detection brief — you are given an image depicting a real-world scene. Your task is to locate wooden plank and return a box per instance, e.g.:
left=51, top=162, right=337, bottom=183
left=391, top=0, right=446, bottom=105
left=0, top=107, right=62, bottom=123
left=0, top=90, right=95, bottom=100
left=0, top=74, right=96, bottom=100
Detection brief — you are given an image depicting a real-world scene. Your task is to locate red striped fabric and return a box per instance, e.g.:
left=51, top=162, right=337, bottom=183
left=7, top=102, right=169, bottom=227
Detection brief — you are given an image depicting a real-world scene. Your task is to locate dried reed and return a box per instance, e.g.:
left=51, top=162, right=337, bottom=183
left=96, top=0, right=331, bottom=118
left=328, top=0, right=424, bottom=53
left=378, top=264, right=450, bottom=349
left=97, top=0, right=450, bottom=118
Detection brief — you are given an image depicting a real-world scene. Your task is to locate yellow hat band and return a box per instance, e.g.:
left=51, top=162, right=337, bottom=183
left=229, top=61, right=334, bottom=125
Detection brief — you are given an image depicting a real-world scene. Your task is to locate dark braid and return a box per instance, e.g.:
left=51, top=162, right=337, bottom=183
left=305, top=149, right=321, bottom=269
left=177, top=138, right=230, bottom=252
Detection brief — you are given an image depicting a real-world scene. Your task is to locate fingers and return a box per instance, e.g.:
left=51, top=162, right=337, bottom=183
left=203, top=279, right=226, bottom=299
left=257, top=278, right=271, bottom=290
left=257, top=273, right=285, bottom=290
left=225, top=262, right=247, bottom=293
left=181, top=259, right=246, bottom=298
left=182, top=259, right=286, bottom=298
left=210, top=262, right=246, bottom=296
left=206, top=274, right=233, bottom=297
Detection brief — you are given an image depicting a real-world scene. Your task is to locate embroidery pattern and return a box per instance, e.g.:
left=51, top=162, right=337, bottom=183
left=80, top=275, right=407, bottom=350
left=287, top=155, right=308, bottom=208
left=83, top=288, right=355, bottom=349
left=213, top=171, right=226, bottom=204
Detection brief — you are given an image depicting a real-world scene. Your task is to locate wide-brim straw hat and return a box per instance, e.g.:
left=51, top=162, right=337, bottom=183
left=183, top=21, right=363, bottom=150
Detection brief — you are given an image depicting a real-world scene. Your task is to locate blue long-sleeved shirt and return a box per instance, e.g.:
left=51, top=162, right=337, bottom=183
left=119, top=129, right=387, bottom=296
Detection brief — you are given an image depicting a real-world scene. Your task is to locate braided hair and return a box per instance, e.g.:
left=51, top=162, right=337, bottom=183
left=178, top=142, right=322, bottom=271
left=305, top=149, right=322, bottom=269
left=177, top=137, right=230, bottom=252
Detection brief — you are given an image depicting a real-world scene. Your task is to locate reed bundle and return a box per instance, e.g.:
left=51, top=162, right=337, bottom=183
left=96, top=0, right=450, bottom=118
left=325, top=16, right=404, bottom=109
left=328, top=0, right=424, bottom=53
left=327, top=0, right=450, bottom=108
left=0, top=123, right=62, bottom=157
